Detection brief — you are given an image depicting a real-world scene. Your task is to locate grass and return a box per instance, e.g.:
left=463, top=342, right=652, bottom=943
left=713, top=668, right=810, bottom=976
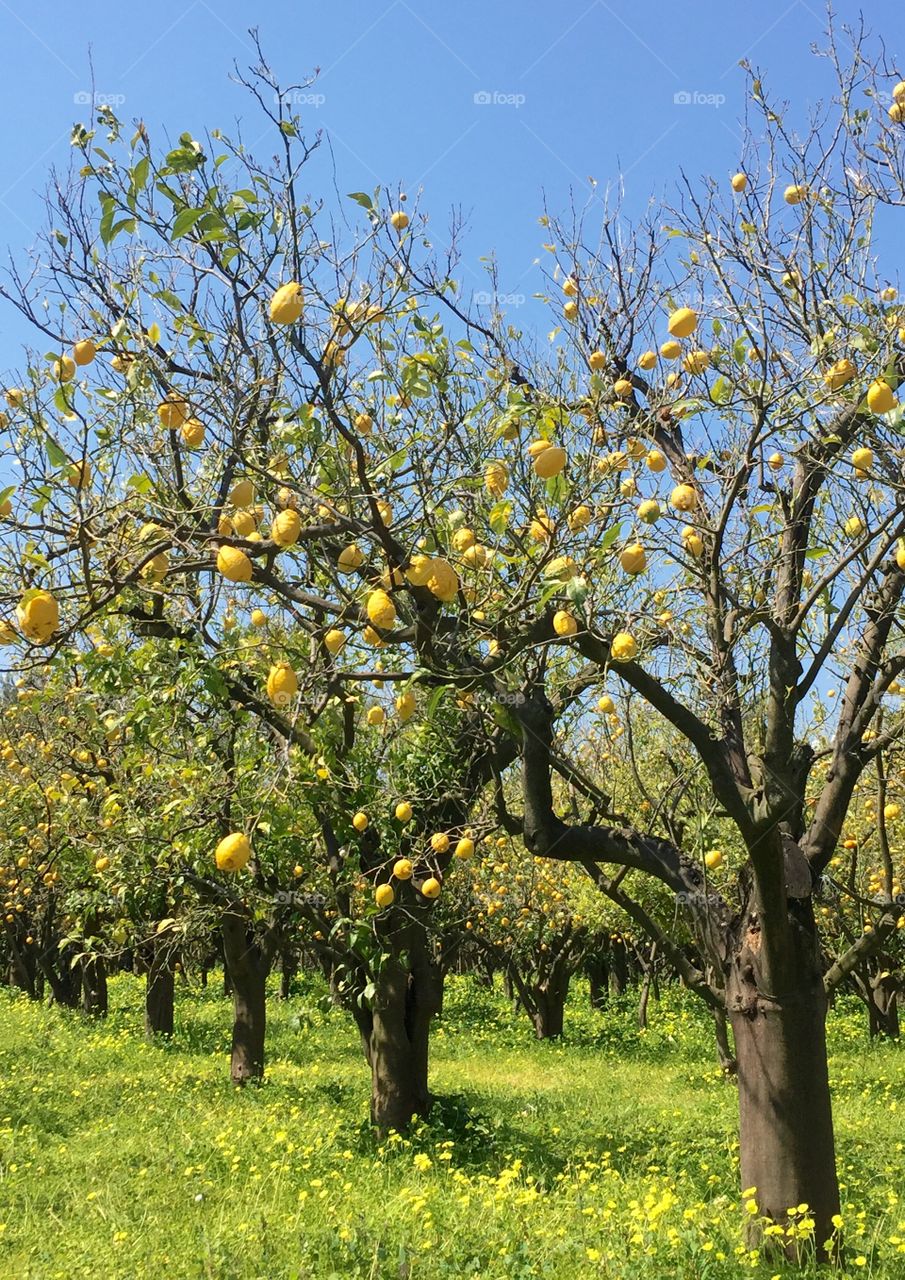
left=0, top=972, right=903, bottom=1278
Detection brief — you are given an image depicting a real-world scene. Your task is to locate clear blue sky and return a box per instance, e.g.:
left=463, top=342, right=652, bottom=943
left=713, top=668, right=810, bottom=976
left=0, top=0, right=900, bottom=348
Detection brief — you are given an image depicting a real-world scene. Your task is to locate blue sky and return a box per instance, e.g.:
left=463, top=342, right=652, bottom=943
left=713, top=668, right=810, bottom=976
left=0, top=0, right=900, bottom=348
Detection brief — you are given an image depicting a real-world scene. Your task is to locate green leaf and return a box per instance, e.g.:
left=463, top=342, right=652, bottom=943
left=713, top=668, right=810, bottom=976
left=45, top=434, right=68, bottom=468
left=600, top=522, right=623, bottom=551
left=347, top=192, right=373, bottom=210
left=172, top=207, right=205, bottom=239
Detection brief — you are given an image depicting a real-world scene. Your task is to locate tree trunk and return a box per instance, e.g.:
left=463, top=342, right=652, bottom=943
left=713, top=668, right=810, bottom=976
left=609, top=941, right=629, bottom=995
left=586, top=956, right=609, bottom=1011
left=532, top=989, right=565, bottom=1039
left=221, top=911, right=271, bottom=1085
left=728, top=885, right=840, bottom=1261
left=637, top=943, right=657, bottom=1030
left=80, top=954, right=108, bottom=1017
left=713, top=1006, right=737, bottom=1074
left=365, top=942, right=443, bottom=1134
left=145, top=940, right=175, bottom=1037
left=279, top=949, right=298, bottom=999
left=866, top=971, right=900, bottom=1039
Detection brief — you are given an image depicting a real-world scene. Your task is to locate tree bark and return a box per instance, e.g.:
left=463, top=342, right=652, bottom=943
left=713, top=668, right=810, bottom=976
left=866, top=970, right=900, bottom=1039
left=221, top=910, right=272, bottom=1085
left=145, top=939, right=176, bottom=1037
left=728, top=887, right=840, bottom=1261
left=80, top=954, right=108, bottom=1017
left=364, top=938, right=443, bottom=1134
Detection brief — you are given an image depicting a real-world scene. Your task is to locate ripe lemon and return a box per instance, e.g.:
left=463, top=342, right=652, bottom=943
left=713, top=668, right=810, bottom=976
left=390, top=210, right=409, bottom=231
left=620, top=544, right=647, bottom=575
left=638, top=350, right=658, bottom=370
left=824, top=358, right=857, bottom=390
left=421, top=877, right=441, bottom=899
left=682, top=349, right=710, bottom=375
left=660, top=340, right=681, bottom=361
left=338, top=544, right=365, bottom=573
left=396, top=691, right=416, bottom=721
left=250, top=608, right=267, bottom=627
left=157, top=395, right=189, bottom=429
left=704, top=849, right=723, bottom=870
left=784, top=184, right=807, bottom=205
left=395, top=801, right=413, bottom=823
left=567, top=505, right=592, bottom=532
left=597, top=694, right=615, bottom=714
left=588, top=350, right=606, bottom=371
left=215, top=832, right=251, bottom=872
left=366, top=589, right=396, bottom=630
left=613, top=377, right=633, bottom=399
left=553, top=610, right=578, bottom=638
left=269, top=282, right=304, bottom=325
left=610, top=632, right=638, bottom=662
left=367, top=705, right=385, bottom=726
left=324, top=628, right=345, bottom=655
left=266, top=662, right=298, bottom=707
left=271, top=508, right=301, bottom=548
left=485, top=460, right=508, bottom=496
left=730, top=173, right=747, bottom=192
left=72, top=339, right=96, bottom=366
left=851, top=447, right=873, bottom=471
left=533, top=444, right=566, bottom=479
left=670, top=484, right=698, bottom=512
left=431, top=833, right=450, bottom=854
left=229, top=479, right=255, bottom=507
left=394, top=858, right=413, bottom=880
left=867, top=379, right=897, bottom=414
left=352, top=811, right=369, bottom=832
left=54, top=355, right=76, bottom=382
left=455, top=837, right=474, bottom=860
left=667, top=307, right=698, bottom=339
left=646, top=450, right=667, bottom=473
left=375, top=883, right=395, bottom=908
left=16, top=590, right=59, bottom=643
left=180, top=418, right=204, bottom=448
left=216, top=546, right=253, bottom=582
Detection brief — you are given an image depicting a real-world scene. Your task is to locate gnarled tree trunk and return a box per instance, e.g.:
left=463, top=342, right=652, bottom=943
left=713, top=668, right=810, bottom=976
left=221, top=910, right=273, bottom=1085
left=80, top=954, right=108, bottom=1017
left=145, top=937, right=176, bottom=1037
left=728, top=882, right=840, bottom=1262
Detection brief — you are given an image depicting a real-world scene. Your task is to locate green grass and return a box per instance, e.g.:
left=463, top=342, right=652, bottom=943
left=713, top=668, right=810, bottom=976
left=0, top=973, right=902, bottom=1278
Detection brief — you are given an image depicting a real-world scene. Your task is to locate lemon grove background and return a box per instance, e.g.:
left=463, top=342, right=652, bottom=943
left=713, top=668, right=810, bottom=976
left=1, top=2, right=905, bottom=1280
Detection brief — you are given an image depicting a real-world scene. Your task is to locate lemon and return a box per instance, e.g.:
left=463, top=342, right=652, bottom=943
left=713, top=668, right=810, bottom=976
left=395, top=801, right=413, bottom=823
left=393, top=858, right=413, bottom=880
left=375, top=883, right=395, bottom=908
left=324, top=628, right=345, bottom=655
left=667, top=307, right=698, bottom=338
left=266, top=662, right=298, bottom=707
left=367, top=705, right=385, bottom=727
left=670, top=484, right=698, bottom=511
left=867, top=379, right=897, bottom=414
left=390, top=210, right=409, bottom=231
left=73, top=339, right=96, bottom=366
left=157, top=394, right=189, bottom=429
left=421, top=877, right=441, bottom=899
left=553, top=610, right=577, bottom=637
left=730, top=173, right=747, bottom=192
left=352, top=811, right=369, bottom=832
left=533, top=444, right=567, bottom=479
left=269, top=281, right=304, bottom=325
left=704, top=849, right=723, bottom=870
left=620, top=544, right=647, bottom=575
left=597, top=694, right=615, bottom=714
left=229, top=479, right=255, bottom=507
left=823, top=358, right=857, bottom=390
left=366, top=589, right=396, bottom=630
left=16, top=591, right=59, bottom=643
left=216, top=546, right=253, bottom=582
left=271, top=508, right=301, bottom=548
left=610, top=631, right=638, bottom=662
left=395, top=690, right=416, bottom=721
left=215, top=832, right=251, bottom=872
left=180, top=418, right=204, bottom=448
left=430, top=833, right=450, bottom=854
left=338, top=544, right=365, bottom=573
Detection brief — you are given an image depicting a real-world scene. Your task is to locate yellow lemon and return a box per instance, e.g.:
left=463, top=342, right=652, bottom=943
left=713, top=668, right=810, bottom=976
left=366, top=589, right=396, bottom=630
left=216, top=546, right=253, bottom=582
left=667, top=307, right=698, bottom=338
left=394, top=858, right=413, bottom=880
left=610, top=631, right=638, bottom=662
left=324, top=628, right=346, bottom=655
left=269, top=282, right=304, bottom=324
left=730, top=173, right=747, bottom=192
left=352, top=811, right=369, bottom=832
left=375, top=883, right=395, bottom=908
left=867, top=379, right=897, bottom=414
left=271, top=508, right=301, bottom=548
left=620, top=544, right=647, bottom=575
left=553, top=610, right=578, bottom=637
left=395, top=801, right=413, bottom=823
left=215, top=833, right=251, bottom=872
left=266, top=662, right=298, bottom=707
left=72, top=339, right=96, bottom=366
left=421, top=877, right=441, bottom=899
left=670, top=483, right=698, bottom=511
